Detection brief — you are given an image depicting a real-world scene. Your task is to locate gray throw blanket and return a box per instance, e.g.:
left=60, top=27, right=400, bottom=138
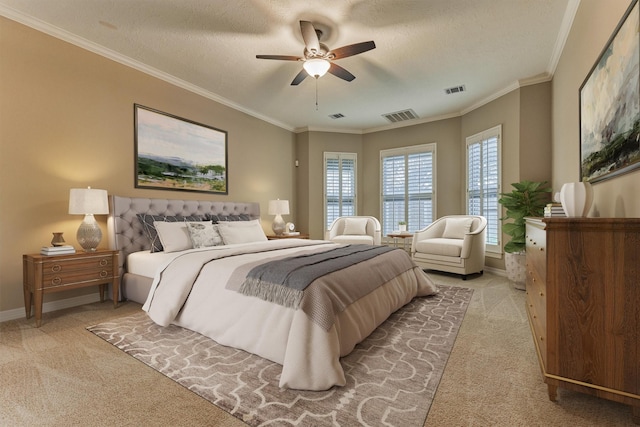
left=238, top=244, right=396, bottom=309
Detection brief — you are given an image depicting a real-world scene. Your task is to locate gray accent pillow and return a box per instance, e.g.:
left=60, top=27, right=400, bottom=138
left=207, top=213, right=251, bottom=223
left=137, top=214, right=205, bottom=252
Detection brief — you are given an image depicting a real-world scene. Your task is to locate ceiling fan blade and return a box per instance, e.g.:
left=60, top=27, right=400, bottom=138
left=300, top=20, right=320, bottom=54
left=290, top=69, right=308, bottom=86
left=256, top=55, right=301, bottom=61
left=328, top=63, right=355, bottom=82
left=329, top=41, right=376, bottom=60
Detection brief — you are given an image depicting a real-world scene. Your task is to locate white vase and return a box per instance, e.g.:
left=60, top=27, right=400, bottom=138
left=398, top=224, right=407, bottom=232
left=560, top=181, right=593, bottom=217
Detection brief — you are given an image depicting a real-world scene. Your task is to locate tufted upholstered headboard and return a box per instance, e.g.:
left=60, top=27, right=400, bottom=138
left=107, top=195, right=261, bottom=276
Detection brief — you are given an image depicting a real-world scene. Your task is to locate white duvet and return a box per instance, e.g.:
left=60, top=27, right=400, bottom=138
left=142, top=239, right=437, bottom=390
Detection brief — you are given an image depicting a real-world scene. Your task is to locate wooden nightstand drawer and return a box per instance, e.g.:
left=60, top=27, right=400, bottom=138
left=42, top=268, right=114, bottom=288
left=41, top=255, right=113, bottom=274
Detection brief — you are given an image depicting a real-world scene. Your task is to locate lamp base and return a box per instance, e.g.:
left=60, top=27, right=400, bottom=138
left=272, top=214, right=285, bottom=236
left=77, top=214, right=102, bottom=252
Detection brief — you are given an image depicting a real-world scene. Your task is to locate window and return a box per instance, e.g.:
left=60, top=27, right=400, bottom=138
left=466, top=125, right=501, bottom=254
left=380, top=143, right=436, bottom=235
left=324, top=152, right=357, bottom=228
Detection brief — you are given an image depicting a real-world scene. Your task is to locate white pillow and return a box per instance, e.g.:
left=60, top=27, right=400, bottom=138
left=187, top=222, right=223, bottom=248
left=153, top=221, right=194, bottom=252
left=442, top=217, right=473, bottom=239
left=216, top=220, right=268, bottom=244
left=343, top=217, right=368, bottom=235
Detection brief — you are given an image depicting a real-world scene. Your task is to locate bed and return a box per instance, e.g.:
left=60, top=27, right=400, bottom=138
left=107, top=196, right=437, bottom=390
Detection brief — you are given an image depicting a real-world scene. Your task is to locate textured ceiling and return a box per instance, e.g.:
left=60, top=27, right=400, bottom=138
left=0, top=0, right=575, bottom=133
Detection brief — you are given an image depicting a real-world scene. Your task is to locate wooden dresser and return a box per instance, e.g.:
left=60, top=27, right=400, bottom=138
left=525, top=218, right=639, bottom=423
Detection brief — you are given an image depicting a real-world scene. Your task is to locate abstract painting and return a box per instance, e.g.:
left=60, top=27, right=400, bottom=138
left=580, top=0, right=639, bottom=183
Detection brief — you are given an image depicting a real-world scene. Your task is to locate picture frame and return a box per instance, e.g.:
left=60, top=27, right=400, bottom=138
left=134, top=104, right=228, bottom=194
left=579, top=0, right=639, bottom=184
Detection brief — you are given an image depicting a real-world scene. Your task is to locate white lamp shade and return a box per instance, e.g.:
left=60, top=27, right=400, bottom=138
left=68, top=188, right=109, bottom=215
left=303, top=59, right=330, bottom=78
left=268, top=199, right=290, bottom=215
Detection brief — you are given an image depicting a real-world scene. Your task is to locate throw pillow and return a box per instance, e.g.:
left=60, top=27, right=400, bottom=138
left=137, top=214, right=205, bottom=252
left=442, top=217, right=474, bottom=239
left=216, top=219, right=268, bottom=244
left=344, top=217, right=368, bottom=235
left=187, top=222, right=224, bottom=248
left=154, top=221, right=195, bottom=253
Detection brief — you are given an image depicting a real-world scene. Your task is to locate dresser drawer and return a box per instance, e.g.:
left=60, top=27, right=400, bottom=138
left=526, top=286, right=547, bottom=365
left=526, top=224, right=546, bottom=284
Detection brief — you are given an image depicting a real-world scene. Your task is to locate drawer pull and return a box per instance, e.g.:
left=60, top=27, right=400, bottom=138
left=51, top=264, right=61, bottom=272
left=100, top=270, right=108, bottom=278
left=99, top=259, right=108, bottom=267
left=539, top=247, right=544, bottom=252
left=540, top=336, right=544, bottom=341
left=539, top=292, right=544, bottom=297
left=52, top=277, right=61, bottom=285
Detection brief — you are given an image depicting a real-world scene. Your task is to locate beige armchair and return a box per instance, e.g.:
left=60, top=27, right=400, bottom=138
left=325, top=216, right=382, bottom=245
left=411, top=215, right=487, bottom=279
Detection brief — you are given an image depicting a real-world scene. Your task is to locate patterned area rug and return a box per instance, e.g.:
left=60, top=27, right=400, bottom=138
left=87, top=285, right=472, bottom=426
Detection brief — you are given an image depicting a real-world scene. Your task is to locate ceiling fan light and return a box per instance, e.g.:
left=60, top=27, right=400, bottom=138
left=303, top=58, right=330, bottom=78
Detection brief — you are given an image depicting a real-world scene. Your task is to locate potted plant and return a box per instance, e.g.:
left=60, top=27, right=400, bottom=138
left=498, top=180, right=551, bottom=289
left=398, top=221, right=407, bottom=232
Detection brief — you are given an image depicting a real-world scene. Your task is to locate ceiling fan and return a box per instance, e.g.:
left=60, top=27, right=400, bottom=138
left=256, top=20, right=376, bottom=86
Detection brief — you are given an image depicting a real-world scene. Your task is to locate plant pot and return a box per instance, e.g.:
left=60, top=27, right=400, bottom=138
left=398, top=225, right=407, bottom=232
left=505, top=251, right=526, bottom=290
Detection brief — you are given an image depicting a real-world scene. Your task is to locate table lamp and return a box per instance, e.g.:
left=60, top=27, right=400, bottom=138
left=268, top=199, right=289, bottom=235
left=68, top=187, right=109, bottom=252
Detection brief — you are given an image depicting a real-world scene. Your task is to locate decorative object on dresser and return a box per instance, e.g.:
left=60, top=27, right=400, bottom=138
left=559, top=181, right=593, bottom=217
left=23, top=249, right=119, bottom=327
left=498, top=180, right=551, bottom=289
left=50, top=232, right=65, bottom=247
left=268, top=199, right=289, bottom=235
left=40, top=245, right=75, bottom=255
left=525, top=217, right=640, bottom=423
left=68, top=187, right=109, bottom=252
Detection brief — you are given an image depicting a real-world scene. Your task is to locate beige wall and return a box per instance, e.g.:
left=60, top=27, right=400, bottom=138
left=361, top=118, right=463, bottom=218
left=0, top=17, right=296, bottom=313
left=553, top=0, right=640, bottom=217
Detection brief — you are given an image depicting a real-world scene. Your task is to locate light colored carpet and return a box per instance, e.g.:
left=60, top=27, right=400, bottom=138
left=87, top=285, right=472, bottom=426
left=1, top=271, right=636, bottom=426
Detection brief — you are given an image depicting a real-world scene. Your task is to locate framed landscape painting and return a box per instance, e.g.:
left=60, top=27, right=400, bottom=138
left=134, top=104, right=228, bottom=194
left=579, top=0, right=640, bottom=184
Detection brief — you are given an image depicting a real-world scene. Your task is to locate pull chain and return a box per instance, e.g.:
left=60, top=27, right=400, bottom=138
left=315, top=77, right=319, bottom=110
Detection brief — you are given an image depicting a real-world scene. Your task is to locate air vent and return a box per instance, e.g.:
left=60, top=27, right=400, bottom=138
left=382, top=109, right=418, bottom=123
left=329, top=113, right=345, bottom=119
left=445, top=85, right=466, bottom=95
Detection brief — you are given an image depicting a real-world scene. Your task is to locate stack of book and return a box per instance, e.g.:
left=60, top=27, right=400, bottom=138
left=544, top=203, right=566, bottom=217
left=40, top=245, right=76, bottom=255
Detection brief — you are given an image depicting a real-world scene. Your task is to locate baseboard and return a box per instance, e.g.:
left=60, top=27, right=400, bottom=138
left=0, top=293, right=101, bottom=323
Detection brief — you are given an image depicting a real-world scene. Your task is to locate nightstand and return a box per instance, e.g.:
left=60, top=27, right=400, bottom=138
left=23, top=249, right=119, bottom=327
left=267, top=233, right=310, bottom=240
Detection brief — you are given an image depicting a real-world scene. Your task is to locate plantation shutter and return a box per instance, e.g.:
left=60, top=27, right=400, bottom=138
left=324, top=153, right=356, bottom=229
left=381, top=144, right=436, bottom=236
left=466, top=125, right=501, bottom=254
